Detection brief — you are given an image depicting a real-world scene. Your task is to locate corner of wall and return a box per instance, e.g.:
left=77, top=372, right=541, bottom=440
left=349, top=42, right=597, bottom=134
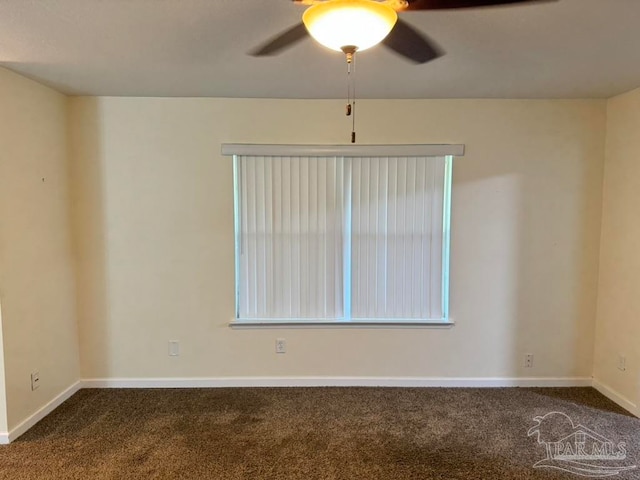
left=592, top=87, right=640, bottom=415
left=0, top=67, right=81, bottom=439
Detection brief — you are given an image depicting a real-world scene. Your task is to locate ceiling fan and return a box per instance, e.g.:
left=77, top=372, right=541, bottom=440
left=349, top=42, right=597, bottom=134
left=251, top=0, right=554, bottom=64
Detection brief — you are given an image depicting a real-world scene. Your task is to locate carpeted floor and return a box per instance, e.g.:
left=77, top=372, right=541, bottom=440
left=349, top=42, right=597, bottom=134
left=0, top=387, right=638, bottom=479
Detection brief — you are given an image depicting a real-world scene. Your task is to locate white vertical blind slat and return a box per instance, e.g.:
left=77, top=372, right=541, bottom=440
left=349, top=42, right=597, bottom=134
left=420, top=158, right=430, bottom=318
left=240, top=159, right=249, bottom=316
left=431, top=158, right=445, bottom=319
left=401, top=157, right=410, bottom=316
left=256, top=157, right=267, bottom=316
left=339, top=159, right=348, bottom=318
left=418, top=158, right=427, bottom=317
left=272, top=157, right=281, bottom=317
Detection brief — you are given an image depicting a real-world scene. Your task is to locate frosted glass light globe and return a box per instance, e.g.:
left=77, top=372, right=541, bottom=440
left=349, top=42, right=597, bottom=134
left=303, top=0, right=398, bottom=53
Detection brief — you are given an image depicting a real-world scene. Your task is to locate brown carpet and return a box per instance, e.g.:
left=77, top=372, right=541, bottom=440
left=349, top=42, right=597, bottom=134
left=0, top=387, right=638, bottom=479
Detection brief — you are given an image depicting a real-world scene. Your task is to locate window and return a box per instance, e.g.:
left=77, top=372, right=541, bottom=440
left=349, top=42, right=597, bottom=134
left=223, top=144, right=463, bottom=326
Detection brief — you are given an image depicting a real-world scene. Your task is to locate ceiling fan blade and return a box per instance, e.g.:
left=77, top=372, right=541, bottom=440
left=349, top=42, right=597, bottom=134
left=401, top=0, right=554, bottom=10
left=250, top=23, right=308, bottom=56
left=382, top=19, right=443, bottom=64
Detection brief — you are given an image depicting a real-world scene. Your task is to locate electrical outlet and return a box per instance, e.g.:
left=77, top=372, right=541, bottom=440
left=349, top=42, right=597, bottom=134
left=618, top=354, right=626, bottom=371
left=31, top=371, right=40, bottom=391
left=524, top=353, right=534, bottom=368
left=168, top=341, right=180, bottom=357
left=275, top=338, right=286, bottom=354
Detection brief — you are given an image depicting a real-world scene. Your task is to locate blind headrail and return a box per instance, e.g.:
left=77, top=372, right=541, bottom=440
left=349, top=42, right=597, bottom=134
left=221, top=144, right=464, bottom=158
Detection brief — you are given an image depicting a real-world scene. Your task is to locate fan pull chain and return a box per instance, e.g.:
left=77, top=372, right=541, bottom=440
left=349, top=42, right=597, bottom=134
left=351, top=53, right=356, bottom=144
left=344, top=48, right=357, bottom=143
left=346, top=58, right=352, bottom=116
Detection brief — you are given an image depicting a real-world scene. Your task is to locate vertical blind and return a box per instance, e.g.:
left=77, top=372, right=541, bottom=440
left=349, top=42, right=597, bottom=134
left=234, top=154, right=452, bottom=323
left=350, top=156, right=446, bottom=320
left=237, top=156, right=344, bottom=319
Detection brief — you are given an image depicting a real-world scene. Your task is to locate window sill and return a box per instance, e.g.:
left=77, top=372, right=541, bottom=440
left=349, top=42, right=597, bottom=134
left=229, top=319, right=455, bottom=329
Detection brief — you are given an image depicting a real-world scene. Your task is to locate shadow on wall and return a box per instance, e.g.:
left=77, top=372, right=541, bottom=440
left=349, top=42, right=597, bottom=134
left=452, top=169, right=523, bottom=376
left=451, top=116, right=599, bottom=379
left=70, top=98, right=112, bottom=379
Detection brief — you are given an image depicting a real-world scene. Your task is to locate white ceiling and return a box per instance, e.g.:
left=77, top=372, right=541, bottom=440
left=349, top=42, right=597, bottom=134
left=1, top=0, right=639, bottom=99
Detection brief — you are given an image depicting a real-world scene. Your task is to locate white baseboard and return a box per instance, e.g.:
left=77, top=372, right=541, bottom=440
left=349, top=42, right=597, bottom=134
left=592, top=378, right=638, bottom=417
left=0, top=381, right=81, bottom=444
left=81, top=376, right=593, bottom=389
left=0, top=376, right=600, bottom=443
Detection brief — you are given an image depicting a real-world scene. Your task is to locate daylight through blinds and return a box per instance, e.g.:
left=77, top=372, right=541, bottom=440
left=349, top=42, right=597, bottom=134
left=350, top=156, right=445, bottom=319
left=235, top=154, right=451, bottom=322
left=238, top=156, right=344, bottom=320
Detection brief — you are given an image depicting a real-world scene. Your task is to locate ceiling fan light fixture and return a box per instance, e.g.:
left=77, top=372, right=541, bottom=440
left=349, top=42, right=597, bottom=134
left=302, top=0, right=398, bottom=53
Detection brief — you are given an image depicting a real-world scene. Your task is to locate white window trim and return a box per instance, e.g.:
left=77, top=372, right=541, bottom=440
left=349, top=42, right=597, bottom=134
left=222, top=144, right=464, bottom=328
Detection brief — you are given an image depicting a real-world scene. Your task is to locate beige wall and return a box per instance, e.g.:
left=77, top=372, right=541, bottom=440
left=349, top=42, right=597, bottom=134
left=594, top=87, right=640, bottom=411
left=0, top=67, right=80, bottom=431
left=69, top=97, right=605, bottom=381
